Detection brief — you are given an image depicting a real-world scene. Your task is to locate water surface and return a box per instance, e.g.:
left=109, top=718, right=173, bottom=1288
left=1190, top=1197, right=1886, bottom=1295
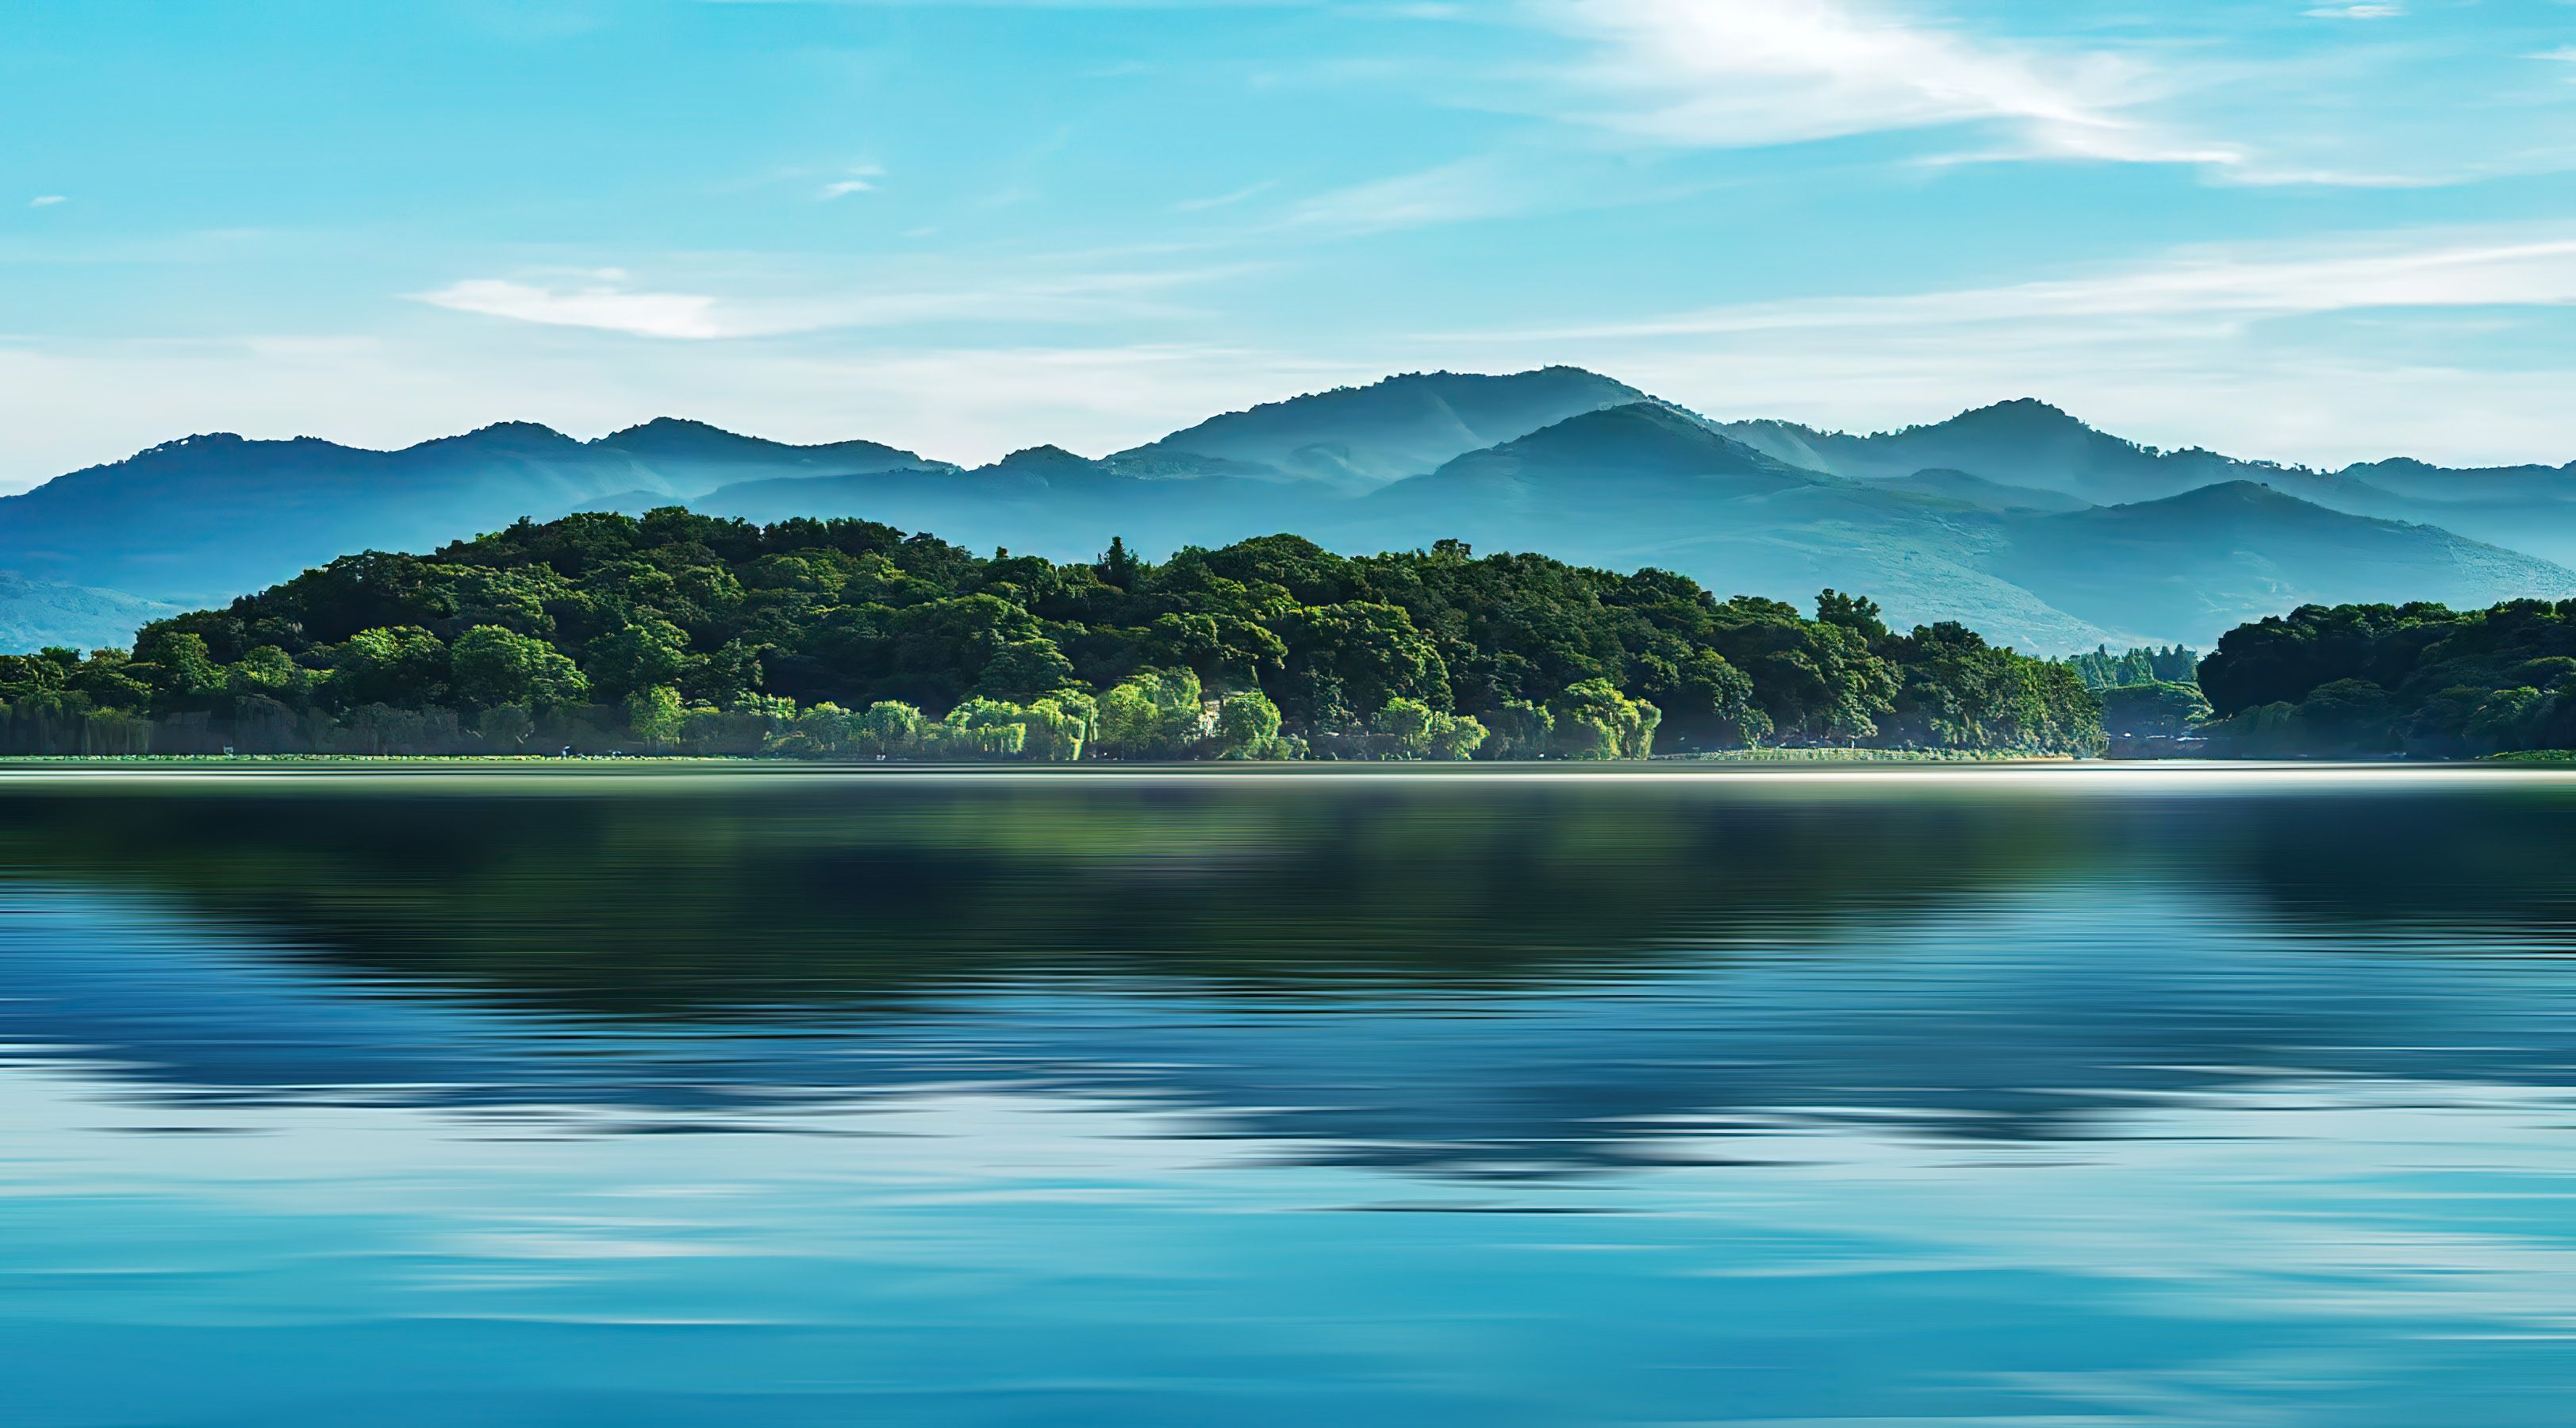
left=5, top=766, right=2576, bottom=1424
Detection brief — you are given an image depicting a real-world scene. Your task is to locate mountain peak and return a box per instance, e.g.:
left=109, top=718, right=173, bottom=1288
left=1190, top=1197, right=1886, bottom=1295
left=599, top=416, right=737, bottom=443
left=1506, top=400, right=1792, bottom=464
left=1130, top=366, right=1648, bottom=488
left=988, top=444, right=1104, bottom=476
left=409, top=420, right=583, bottom=455
left=1938, top=397, right=2087, bottom=435
left=1409, top=400, right=1823, bottom=496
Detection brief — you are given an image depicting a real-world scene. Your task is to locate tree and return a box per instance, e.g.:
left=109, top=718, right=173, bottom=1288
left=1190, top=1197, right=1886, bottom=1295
left=1428, top=713, right=1488, bottom=761
left=452, top=625, right=589, bottom=710
left=1481, top=700, right=1554, bottom=759
left=974, top=638, right=1080, bottom=703
left=324, top=627, right=451, bottom=710
left=625, top=685, right=685, bottom=748
left=1095, top=669, right=1204, bottom=758
left=1016, top=695, right=1092, bottom=761
left=1276, top=602, right=1449, bottom=724
left=1549, top=679, right=1660, bottom=759
left=1097, top=536, right=1140, bottom=591
left=856, top=701, right=925, bottom=757
left=585, top=619, right=692, bottom=701
left=476, top=704, right=536, bottom=750
left=2098, top=681, right=2210, bottom=742
left=1213, top=689, right=1284, bottom=758
left=1816, top=589, right=1889, bottom=642
left=1372, top=697, right=1440, bottom=758
left=136, top=630, right=224, bottom=708
left=2465, top=686, right=2551, bottom=753
left=929, top=698, right=1031, bottom=758
left=227, top=646, right=303, bottom=699
left=1636, top=648, right=1768, bottom=750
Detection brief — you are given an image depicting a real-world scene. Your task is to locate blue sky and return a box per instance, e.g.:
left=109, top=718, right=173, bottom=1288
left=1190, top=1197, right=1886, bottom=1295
left=6, top=0, right=2576, bottom=487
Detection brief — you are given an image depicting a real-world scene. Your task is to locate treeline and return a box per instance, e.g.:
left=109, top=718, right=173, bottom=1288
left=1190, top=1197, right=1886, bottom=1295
left=2056, top=645, right=2211, bottom=746
left=2063, top=645, right=2198, bottom=690
left=2198, top=599, right=2576, bottom=756
left=0, top=510, right=2103, bottom=759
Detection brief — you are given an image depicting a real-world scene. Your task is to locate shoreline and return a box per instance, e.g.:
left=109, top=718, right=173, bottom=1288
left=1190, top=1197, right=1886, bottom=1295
left=0, top=756, right=2564, bottom=781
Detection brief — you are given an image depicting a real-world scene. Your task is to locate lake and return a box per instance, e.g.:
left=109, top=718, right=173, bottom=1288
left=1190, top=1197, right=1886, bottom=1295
left=4, top=765, right=2576, bottom=1425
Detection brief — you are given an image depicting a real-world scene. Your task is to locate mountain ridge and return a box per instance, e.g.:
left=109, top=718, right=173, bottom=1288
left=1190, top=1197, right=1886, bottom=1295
left=9, top=368, right=2576, bottom=654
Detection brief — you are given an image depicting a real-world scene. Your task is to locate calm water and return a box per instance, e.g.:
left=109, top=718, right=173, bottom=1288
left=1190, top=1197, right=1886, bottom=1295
left=6, top=766, right=2576, bottom=1425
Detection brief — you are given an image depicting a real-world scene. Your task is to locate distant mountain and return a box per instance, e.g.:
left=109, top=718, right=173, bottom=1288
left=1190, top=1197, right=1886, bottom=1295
left=1366, top=401, right=1825, bottom=509
left=14, top=371, right=2576, bottom=653
left=0, top=421, right=945, bottom=602
left=1328, top=409, right=2574, bottom=651
left=1985, top=482, right=2576, bottom=640
left=2340, top=456, right=2576, bottom=504
left=0, top=572, right=181, bottom=654
left=1868, top=468, right=2093, bottom=514
left=1119, top=367, right=1646, bottom=489
left=1716, top=400, right=2576, bottom=565
left=685, top=444, right=1344, bottom=556
left=1717, top=399, right=2294, bottom=505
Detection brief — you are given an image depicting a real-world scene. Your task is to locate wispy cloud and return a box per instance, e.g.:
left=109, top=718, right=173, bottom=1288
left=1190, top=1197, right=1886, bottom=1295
left=1526, top=0, right=2241, bottom=168
left=1474, top=229, right=2576, bottom=344
left=2304, top=4, right=2404, bottom=17
left=413, top=278, right=736, bottom=339
left=27, top=195, right=69, bottom=209
left=1414, top=225, right=2576, bottom=467
left=1283, top=158, right=1535, bottom=234
left=818, top=163, right=884, bottom=199
left=408, top=259, right=1262, bottom=340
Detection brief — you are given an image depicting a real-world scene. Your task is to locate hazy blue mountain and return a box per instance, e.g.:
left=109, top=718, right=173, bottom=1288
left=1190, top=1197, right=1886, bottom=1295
left=1326, top=409, right=2575, bottom=651
left=1364, top=401, right=1823, bottom=509
left=2344, top=456, right=2576, bottom=503
left=0, top=421, right=945, bottom=602
left=1984, top=482, right=2576, bottom=641
left=685, top=445, right=1346, bottom=558
left=1119, top=367, right=1646, bottom=489
left=1717, top=399, right=2306, bottom=505
left=0, top=572, right=181, bottom=654
left=1715, top=399, right=2576, bottom=564
left=1845, top=467, right=2093, bottom=513
left=16, top=370, right=2576, bottom=654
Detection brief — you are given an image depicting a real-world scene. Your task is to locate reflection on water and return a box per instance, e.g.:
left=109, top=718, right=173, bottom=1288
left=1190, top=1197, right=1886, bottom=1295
left=5, top=767, right=2576, bottom=1424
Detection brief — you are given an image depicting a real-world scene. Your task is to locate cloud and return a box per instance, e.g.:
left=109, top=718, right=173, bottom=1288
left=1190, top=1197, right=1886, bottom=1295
left=2304, top=4, right=2403, bottom=17
left=1476, top=229, right=2576, bottom=344
left=1283, top=158, right=1534, bottom=234
left=1526, top=0, right=2240, bottom=168
left=818, top=163, right=884, bottom=199
left=407, top=258, right=1262, bottom=340
left=2530, top=46, right=2576, bottom=63
left=1417, top=226, right=2576, bottom=468
left=28, top=195, right=68, bottom=209
left=412, top=278, right=737, bottom=339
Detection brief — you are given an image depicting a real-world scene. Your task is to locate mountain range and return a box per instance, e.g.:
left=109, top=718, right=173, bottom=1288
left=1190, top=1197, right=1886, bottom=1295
left=5, top=367, right=2573, bottom=654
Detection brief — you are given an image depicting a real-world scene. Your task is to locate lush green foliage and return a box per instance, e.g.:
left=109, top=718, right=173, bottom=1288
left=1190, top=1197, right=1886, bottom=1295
left=2097, top=681, right=2213, bottom=742
left=2064, top=644, right=2199, bottom=689
left=2198, top=599, right=2576, bottom=756
left=0, top=510, right=2102, bottom=758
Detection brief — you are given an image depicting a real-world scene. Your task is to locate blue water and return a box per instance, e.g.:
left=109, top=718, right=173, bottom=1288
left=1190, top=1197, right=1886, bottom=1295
left=5, top=766, right=2576, bottom=1423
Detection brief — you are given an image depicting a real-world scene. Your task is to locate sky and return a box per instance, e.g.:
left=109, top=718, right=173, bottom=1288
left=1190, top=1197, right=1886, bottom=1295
left=6, top=0, right=2576, bottom=489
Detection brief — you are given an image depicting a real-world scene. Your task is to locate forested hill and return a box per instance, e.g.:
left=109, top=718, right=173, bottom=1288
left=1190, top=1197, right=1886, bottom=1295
left=0, top=509, right=2102, bottom=759
left=2196, top=599, right=2576, bottom=757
